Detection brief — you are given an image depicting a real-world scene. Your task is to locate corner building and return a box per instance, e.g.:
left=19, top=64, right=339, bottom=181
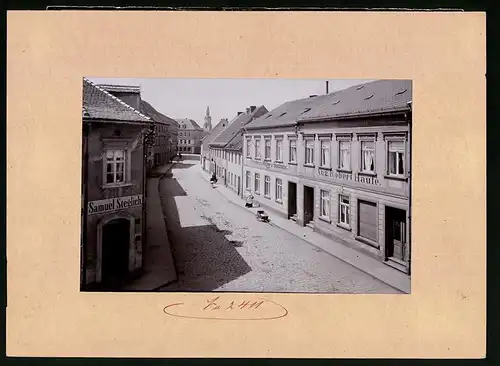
left=243, top=80, right=412, bottom=274
left=81, top=79, right=153, bottom=290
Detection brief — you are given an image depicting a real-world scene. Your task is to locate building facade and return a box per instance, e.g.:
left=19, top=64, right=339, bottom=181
left=176, top=118, right=204, bottom=153
left=201, top=117, right=229, bottom=171
left=243, top=80, right=412, bottom=274
left=81, top=79, right=154, bottom=290
left=209, top=106, right=268, bottom=198
left=139, top=100, right=179, bottom=170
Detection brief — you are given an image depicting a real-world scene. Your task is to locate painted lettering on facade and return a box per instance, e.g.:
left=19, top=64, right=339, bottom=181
left=317, top=168, right=380, bottom=186
left=258, top=160, right=288, bottom=170
left=88, top=195, right=143, bottom=215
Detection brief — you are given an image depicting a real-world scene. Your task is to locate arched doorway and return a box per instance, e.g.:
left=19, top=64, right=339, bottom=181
left=101, top=218, right=130, bottom=289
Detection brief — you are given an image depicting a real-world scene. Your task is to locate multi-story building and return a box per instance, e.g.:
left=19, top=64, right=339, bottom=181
left=209, top=106, right=268, bottom=197
left=243, top=80, right=412, bottom=274
left=176, top=118, right=204, bottom=154
left=139, top=100, right=179, bottom=170
left=81, top=78, right=154, bottom=290
left=200, top=117, right=229, bottom=171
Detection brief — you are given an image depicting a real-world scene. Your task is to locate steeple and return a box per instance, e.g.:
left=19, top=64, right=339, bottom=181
left=204, top=105, right=212, bottom=131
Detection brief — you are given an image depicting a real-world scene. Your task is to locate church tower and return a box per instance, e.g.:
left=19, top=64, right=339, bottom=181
left=204, top=105, right=212, bottom=131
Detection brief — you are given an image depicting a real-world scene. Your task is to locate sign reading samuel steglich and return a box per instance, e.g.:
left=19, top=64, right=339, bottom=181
left=88, top=195, right=143, bottom=215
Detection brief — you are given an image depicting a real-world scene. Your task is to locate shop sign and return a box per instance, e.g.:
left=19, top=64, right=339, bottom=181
left=317, top=168, right=380, bottom=186
left=88, top=195, right=143, bottom=215
left=259, top=160, right=288, bottom=170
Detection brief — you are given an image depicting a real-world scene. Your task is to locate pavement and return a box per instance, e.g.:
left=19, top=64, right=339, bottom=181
left=198, top=166, right=410, bottom=294
left=158, top=159, right=402, bottom=294
left=122, top=160, right=179, bottom=291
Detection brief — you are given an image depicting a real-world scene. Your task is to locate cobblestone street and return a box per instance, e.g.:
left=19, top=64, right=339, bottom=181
left=158, top=159, right=401, bottom=294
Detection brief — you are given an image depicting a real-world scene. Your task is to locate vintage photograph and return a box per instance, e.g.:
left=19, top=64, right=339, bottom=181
left=80, top=78, right=412, bottom=294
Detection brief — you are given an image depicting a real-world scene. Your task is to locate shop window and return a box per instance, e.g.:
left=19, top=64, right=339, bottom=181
left=289, top=139, right=297, bottom=163
left=105, top=149, right=126, bottom=185
left=361, top=141, right=376, bottom=172
left=320, top=190, right=330, bottom=220
left=320, top=140, right=330, bottom=167
left=338, top=140, right=351, bottom=171
left=275, top=178, right=283, bottom=202
left=305, top=140, right=314, bottom=165
left=357, top=200, right=378, bottom=244
left=254, top=173, right=260, bottom=194
left=275, top=139, right=283, bottom=162
left=264, top=176, right=271, bottom=197
left=339, top=195, right=350, bottom=227
left=264, top=139, right=271, bottom=160
left=388, top=140, right=405, bottom=176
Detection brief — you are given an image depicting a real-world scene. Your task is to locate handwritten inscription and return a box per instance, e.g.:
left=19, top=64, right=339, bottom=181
left=163, top=296, right=288, bottom=321
left=317, top=168, right=380, bottom=186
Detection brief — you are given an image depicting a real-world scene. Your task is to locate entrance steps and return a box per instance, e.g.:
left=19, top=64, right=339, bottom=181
left=305, top=221, right=315, bottom=230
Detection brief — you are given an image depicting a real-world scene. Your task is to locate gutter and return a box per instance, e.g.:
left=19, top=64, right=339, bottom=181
left=297, top=107, right=411, bottom=123
left=244, top=122, right=296, bottom=131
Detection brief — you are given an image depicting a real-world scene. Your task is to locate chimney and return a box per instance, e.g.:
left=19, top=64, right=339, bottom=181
left=326, top=81, right=329, bottom=94
left=250, top=106, right=256, bottom=112
left=246, top=108, right=250, bottom=114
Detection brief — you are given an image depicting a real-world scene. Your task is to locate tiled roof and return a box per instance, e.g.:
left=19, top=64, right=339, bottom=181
left=244, top=95, right=330, bottom=130
left=82, top=78, right=151, bottom=123
left=175, top=118, right=203, bottom=130
left=140, top=100, right=178, bottom=127
left=299, top=79, right=412, bottom=122
left=210, top=106, right=268, bottom=148
left=201, top=119, right=231, bottom=151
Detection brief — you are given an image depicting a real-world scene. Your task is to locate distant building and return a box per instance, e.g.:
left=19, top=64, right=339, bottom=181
left=200, top=117, right=229, bottom=170
left=176, top=118, right=204, bottom=154
left=81, top=79, right=153, bottom=290
left=243, top=80, right=412, bottom=274
left=203, top=106, right=212, bottom=131
left=209, top=106, right=268, bottom=197
left=139, top=100, right=179, bottom=170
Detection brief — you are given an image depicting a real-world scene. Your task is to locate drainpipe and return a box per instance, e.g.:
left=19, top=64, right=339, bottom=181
left=407, top=102, right=412, bottom=276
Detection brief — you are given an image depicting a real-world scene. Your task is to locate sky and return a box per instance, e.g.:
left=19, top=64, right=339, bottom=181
left=88, top=78, right=372, bottom=128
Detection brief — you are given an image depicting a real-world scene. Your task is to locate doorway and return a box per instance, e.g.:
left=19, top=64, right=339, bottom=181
left=101, top=218, right=130, bottom=289
left=303, top=185, right=314, bottom=225
left=288, top=182, right=297, bottom=219
left=385, top=207, right=408, bottom=266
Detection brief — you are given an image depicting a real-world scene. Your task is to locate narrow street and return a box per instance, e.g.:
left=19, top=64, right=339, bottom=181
left=158, top=158, right=401, bottom=294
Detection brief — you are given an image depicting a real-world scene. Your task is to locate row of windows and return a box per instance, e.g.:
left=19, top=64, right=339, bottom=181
left=180, top=140, right=192, bottom=145
left=245, top=171, right=283, bottom=202
left=319, top=190, right=351, bottom=227
left=179, top=131, right=191, bottom=137
left=211, top=149, right=242, bottom=165
left=246, top=134, right=407, bottom=177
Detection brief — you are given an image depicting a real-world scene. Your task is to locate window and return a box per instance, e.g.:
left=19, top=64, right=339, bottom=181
left=305, top=140, right=314, bottom=165
left=339, top=141, right=351, bottom=170
left=388, top=141, right=405, bottom=176
left=264, top=139, right=271, bottom=160
left=276, top=139, right=283, bottom=162
left=339, top=195, right=350, bottom=226
left=275, top=178, right=283, bottom=201
left=246, top=139, right=251, bottom=157
left=264, top=176, right=271, bottom=196
left=289, top=139, right=297, bottom=163
left=320, top=190, right=330, bottom=219
left=255, top=139, right=261, bottom=159
left=246, top=171, right=251, bottom=190
left=106, top=149, right=126, bottom=184
left=254, top=173, right=260, bottom=193
left=320, top=140, right=330, bottom=167
left=361, top=141, right=376, bottom=172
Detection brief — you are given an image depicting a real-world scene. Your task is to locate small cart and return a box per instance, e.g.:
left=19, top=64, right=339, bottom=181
left=256, top=210, right=270, bottom=223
